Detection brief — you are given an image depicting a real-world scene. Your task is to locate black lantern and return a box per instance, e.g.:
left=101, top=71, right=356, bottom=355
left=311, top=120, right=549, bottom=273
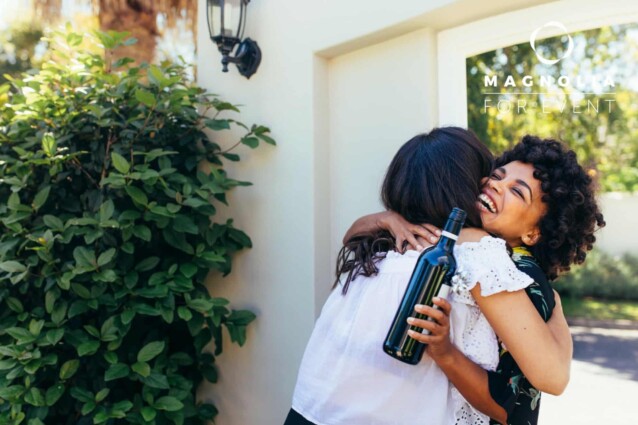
left=206, top=0, right=261, bottom=79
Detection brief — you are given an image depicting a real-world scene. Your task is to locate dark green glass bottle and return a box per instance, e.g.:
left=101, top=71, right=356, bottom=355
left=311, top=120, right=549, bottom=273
left=383, top=208, right=466, bottom=365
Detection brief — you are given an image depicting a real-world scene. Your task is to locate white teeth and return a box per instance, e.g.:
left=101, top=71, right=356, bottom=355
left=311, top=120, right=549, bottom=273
left=478, top=194, right=497, bottom=213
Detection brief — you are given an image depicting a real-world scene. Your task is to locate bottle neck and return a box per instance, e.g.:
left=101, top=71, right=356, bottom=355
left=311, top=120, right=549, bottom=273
left=437, top=219, right=463, bottom=252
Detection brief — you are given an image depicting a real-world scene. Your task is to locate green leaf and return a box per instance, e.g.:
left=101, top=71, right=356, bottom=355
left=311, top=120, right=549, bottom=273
left=103, top=352, right=117, bottom=364
left=154, top=396, right=184, bottom=412
left=148, top=65, right=166, bottom=86
left=46, top=329, right=65, bottom=345
left=173, top=215, right=198, bottom=234
left=125, top=185, right=148, bottom=206
left=0, top=358, right=17, bottom=370
left=256, top=133, right=277, bottom=145
left=222, top=153, right=240, bottom=162
left=43, top=214, right=64, bottom=230
left=29, top=319, right=45, bottom=336
left=142, top=372, right=169, bottom=389
left=7, top=297, right=24, bottom=313
left=97, top=248, right=116, bottom=266
left=198, top=403, right=219, bottom=420
left=81, top=401, right=96, bottom=415
left=51, top=300, right=68, bottom=324
left=24, top=387, right=46, bottom=406
left=6, top=327, right=36, bottom=343
left=131, top=361, right=151, bottom=377
left=205, top=119, right=231, bottom=131
left=179, top=263, right=198, bottom=278
left=95, top=388, right=110, bottom=402
left=135, top=89, right=156, bottom=107
left=228, top=309, right=257, bottom=326
left=112, top=400, right=133, bottom=412
left=77, top=340, right=100, bottom=356
left=0, top=261, right=26, bottom=273
left=45, top=384, right=65, bottom=406
left=70, top=386, right=94, bottom=403
left=111, top=152, right=130, bottom=174
left=42, top=133, right=57, bottom=157
left=137, top=341, right=165, bottom=362
left=45, top=291, right=57, bottom=313
left=121, top=309, right=136, bottom=325
left=187, top=298, right=214, bottom=314
left=177, top=306, right=192, bottom=321
left=241, top=136, right=260, bottom=148
left=105, top=363, right=130, bottom=381
left=32, top=186, right=51, bottom=210
left=99, top=199, right=115, bottom=222
left=73, top=246, right=97, bottom=268
left=94, top=410, right=109, bottom=424
left=0, top=385, right=25, bottom=400
left=133, top=225, right=151, bottom=241
left=59, top=359, right=80, bottom=379
left=141, top=406, right=157, bottom=421
left=135, top=256, right=160, bottom=272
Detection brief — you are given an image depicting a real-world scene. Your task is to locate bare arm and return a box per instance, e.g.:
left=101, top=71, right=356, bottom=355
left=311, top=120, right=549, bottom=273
left=457, top=229, right=572, bottom=395
left=471, top=286, right=572, bottom=395
left=409, top=300, right=507, bottom=424
left=343, top=211, right=440, bottom=252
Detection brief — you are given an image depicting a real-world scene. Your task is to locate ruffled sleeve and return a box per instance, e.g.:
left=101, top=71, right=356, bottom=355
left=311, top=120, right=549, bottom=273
left=453, top=236, right=533, bottom=297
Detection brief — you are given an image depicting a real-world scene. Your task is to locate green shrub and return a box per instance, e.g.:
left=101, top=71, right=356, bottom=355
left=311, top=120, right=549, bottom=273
left=0, top=29, right=274, bottom=424
left=554, top=249, right=638, bottom=301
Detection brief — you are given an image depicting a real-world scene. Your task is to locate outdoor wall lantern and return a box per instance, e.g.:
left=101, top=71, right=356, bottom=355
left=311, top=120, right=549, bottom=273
left=206, top=0, right=261, bottom=79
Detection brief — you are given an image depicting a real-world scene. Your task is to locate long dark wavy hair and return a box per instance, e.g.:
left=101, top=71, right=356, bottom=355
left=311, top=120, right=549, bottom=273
left=334, top=127, right=494, bottom=294
left=495, top=135, right=605, bottom=280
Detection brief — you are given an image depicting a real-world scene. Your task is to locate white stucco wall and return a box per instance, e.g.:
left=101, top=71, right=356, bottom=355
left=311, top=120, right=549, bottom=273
left=194, top=1, right=638, bottom=424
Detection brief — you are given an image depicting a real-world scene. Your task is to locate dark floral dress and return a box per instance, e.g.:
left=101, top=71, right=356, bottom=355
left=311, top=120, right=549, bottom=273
left=488, top=246, right=556, bottom=425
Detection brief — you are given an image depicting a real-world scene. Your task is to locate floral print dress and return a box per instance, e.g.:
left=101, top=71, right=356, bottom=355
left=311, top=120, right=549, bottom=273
left=488, top=247, right=556, bottom=425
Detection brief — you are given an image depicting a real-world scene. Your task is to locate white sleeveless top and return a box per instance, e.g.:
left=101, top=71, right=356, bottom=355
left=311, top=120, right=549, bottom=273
left=291, top=236, right=533, bottom=425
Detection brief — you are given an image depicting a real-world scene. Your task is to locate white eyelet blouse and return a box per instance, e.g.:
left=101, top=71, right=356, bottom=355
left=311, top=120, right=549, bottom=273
left=291, top=236, right=533, bottom=425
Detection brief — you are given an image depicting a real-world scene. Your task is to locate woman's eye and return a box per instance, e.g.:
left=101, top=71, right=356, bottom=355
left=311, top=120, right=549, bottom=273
left=491, top=173, right=502, bottom=180
left=513, top=188, right=524, bottom=199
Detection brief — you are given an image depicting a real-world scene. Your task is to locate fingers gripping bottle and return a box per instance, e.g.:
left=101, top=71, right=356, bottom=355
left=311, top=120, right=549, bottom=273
left=383, top=208, right=466, bottom=365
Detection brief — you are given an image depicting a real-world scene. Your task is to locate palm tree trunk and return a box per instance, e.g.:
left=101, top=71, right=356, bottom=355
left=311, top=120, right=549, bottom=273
left=98, top=0, right=158, bottom=65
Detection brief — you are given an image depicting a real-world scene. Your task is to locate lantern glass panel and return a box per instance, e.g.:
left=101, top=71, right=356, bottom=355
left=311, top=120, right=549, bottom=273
left=223, top=0, right=242, bottom=37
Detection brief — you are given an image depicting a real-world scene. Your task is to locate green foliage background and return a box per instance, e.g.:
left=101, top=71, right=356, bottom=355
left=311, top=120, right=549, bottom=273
left=554, top=249, right=638, bottom=301
left=0, top=28, right=274, bottom=424
left=467, top=23, right=638, bottom=192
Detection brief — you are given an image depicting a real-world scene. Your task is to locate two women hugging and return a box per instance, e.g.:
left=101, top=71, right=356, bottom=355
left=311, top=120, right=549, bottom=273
left=285, top=127, right=604, bottom=425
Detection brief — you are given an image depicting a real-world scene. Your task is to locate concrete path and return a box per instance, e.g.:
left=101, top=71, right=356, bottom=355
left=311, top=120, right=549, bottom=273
left=539, top=325, right=638, bottom=424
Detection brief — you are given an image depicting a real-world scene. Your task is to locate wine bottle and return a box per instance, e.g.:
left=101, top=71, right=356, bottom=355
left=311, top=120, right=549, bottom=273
left=383, top=207, right=466, bottom=365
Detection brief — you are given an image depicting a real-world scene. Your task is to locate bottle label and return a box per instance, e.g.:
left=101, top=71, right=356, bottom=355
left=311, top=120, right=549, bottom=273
left=437, top=284, right=451, bottom=300
left=440, top=230, right=458, bottom=240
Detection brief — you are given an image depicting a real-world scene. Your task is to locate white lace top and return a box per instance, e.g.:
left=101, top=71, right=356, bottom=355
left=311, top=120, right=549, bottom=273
left=291, top=236, right=533, bottom=425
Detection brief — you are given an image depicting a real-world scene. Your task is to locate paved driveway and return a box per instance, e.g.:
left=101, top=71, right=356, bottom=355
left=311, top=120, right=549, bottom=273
left=539, top=325, right=638, bottom=424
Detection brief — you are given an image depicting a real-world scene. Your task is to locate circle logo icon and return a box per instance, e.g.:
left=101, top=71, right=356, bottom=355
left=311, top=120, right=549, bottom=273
left=530, top=21, right=574, bottom=65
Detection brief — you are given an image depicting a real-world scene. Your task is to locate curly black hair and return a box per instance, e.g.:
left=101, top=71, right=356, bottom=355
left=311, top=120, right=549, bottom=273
left=496, top=135, right=605, bottom=281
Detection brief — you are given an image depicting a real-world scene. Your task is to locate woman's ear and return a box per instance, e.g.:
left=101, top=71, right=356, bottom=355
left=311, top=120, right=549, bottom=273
left=522, top=228, right=541, bottom=246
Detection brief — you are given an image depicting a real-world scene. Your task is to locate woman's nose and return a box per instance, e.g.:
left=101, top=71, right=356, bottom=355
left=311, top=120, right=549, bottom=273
left=489, top=178, right=503, bottom=194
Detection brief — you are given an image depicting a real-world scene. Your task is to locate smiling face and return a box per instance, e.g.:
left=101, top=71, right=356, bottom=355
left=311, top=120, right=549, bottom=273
left=477, top=161, right=547, bottom=247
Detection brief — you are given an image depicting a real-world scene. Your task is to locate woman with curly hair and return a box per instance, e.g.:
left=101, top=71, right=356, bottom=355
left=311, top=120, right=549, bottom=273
left=340, top=134, right=605, bottom=424
left=285, top=129, right=603, bottom=425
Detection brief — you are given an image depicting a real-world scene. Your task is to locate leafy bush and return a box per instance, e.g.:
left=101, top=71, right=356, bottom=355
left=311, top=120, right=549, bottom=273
left=0, top=29, right=274, bottom=424
left=554, top=249, right=638, bottom=301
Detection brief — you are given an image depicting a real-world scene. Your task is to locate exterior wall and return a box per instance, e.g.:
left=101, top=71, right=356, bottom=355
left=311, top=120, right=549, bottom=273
left=596, top=194, right=638, bottom=255
left=194, top=1, right=598, bottom=424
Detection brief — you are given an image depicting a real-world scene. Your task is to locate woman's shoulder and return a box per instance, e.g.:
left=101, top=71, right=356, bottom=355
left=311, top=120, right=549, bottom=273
left=457, top=228, right=491, bottom=244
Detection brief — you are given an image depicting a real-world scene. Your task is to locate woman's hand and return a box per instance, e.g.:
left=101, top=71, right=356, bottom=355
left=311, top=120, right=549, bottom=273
left=343, top=211, right=441, bottom=252
left=406, top=297, right=454, bottom=361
